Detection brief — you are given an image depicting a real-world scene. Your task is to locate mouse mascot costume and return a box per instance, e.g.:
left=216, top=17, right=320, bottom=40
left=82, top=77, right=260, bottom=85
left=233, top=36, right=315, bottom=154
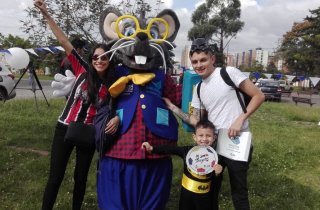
left=96, top=7, right=180, bottom=210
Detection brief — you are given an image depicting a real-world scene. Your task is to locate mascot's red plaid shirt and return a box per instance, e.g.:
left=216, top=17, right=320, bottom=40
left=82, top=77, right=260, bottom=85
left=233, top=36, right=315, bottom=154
left=105, top=75, right=182, bottom=159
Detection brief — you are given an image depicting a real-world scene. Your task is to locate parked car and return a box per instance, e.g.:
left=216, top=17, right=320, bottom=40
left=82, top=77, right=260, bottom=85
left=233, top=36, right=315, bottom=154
left=255, top=79, right=282, bottom=102
left=0, top=62, right=16, bottom=100
left=278, top=80, right=292, bottom=91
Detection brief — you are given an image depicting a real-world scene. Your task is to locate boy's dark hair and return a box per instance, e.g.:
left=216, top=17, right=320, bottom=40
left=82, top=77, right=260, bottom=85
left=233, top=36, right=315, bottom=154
left=71, top=38, right=86, bottom=50
left=195, top=120, right=215, bottom=133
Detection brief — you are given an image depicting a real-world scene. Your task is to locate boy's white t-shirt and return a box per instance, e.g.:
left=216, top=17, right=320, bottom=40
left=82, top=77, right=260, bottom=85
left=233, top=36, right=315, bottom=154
left=191, top=66, right=249, bottom=131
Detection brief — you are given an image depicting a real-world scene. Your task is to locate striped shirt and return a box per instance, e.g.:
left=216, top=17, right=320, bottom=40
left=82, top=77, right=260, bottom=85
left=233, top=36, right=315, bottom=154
left=58, top=49, right=108, bottom=125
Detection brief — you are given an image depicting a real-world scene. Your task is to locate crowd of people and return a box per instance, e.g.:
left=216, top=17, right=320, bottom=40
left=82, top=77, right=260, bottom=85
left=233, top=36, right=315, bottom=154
left=34, top=0, right=265, bottom=209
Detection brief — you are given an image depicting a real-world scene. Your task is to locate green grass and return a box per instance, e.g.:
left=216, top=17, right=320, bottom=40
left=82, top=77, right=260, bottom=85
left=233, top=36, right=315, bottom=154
left=0, top=99, right=320, bottom=209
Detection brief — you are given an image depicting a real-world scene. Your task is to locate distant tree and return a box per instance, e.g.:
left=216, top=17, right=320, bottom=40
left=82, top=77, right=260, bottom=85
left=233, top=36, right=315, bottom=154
left=119, top=0, right=165, bottom=16
left=21, top=0, right=113, bottom=46
left=0, top=33, right=59, bottom=72
left=277, top=7, right=320, bottom=76
left=266, top=61, right=278, bottom=75
left=0, top=33, right=34, bottom=49
left=21, top=0, right=164, bottom=47
left=304, top=7, right=320, bottom=76
left=20, top=0, right=168, bottom=72
left=245, top=61, right=264, bottom=73
left=188, top=0, right=244, bottom=65
left=237, top=64, right=245, bottom=71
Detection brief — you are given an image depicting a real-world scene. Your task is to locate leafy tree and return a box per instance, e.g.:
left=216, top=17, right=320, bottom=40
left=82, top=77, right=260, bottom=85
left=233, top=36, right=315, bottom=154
left=188, top=0, right=244, bottom=65
left=244, top=60, right=264, bottom=73
left=266, top=61, right=278, bottom=74
left=118, top=0, right=165, bottom=17
left=21, top=0, right=164, bottom=47
left=20, top=0, right=166, bottom=72
left=21, top=0, right=114, bottom=46
left=277, top=7, right=320, bottom=76
left=0, top=33, right=34, bottom=49
left=0, top=33, right=60, bottom=73
left=304, top=7, right=320, bottom=76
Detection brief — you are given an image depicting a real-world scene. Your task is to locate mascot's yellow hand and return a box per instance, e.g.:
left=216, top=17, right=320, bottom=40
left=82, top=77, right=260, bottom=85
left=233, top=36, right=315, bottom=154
left=109, top=73, right=155, bottom=97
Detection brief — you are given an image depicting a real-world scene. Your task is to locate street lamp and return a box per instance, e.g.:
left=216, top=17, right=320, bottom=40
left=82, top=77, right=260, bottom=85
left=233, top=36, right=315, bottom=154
left=293, top=60, right=298, bottom=88
left=294, top=60, right=297, bottom=77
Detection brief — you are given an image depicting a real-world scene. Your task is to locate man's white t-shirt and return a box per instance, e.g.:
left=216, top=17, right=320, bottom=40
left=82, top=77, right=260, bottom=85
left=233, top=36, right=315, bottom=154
left=191, top=66, right=249, bottom=131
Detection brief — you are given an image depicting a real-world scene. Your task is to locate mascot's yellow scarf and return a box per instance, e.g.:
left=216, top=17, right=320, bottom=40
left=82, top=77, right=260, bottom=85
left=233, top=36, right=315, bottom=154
left=109, top=73, right=155, bottom=97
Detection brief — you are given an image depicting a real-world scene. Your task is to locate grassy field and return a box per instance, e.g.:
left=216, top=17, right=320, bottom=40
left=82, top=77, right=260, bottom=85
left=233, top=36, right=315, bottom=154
left=0, top=99, right=319, bottom=210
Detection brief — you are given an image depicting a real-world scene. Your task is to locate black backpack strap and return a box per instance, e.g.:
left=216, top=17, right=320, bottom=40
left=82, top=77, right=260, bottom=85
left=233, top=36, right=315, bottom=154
left=197, top=81, right=202, bottom=100
left=220, top=67, right=247, bottom=113
left=196, top=81, right=204, bottom=120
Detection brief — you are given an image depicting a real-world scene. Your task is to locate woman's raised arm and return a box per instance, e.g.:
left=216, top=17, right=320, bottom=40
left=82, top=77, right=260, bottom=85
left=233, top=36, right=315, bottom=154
left=34, top=0, right=73, bottom=55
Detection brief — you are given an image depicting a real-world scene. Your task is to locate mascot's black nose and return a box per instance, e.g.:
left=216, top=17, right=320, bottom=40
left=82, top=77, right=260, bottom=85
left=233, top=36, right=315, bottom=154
left=134, top=32, right=151, bottom=55
left=136, top=32, right=148, bottom=41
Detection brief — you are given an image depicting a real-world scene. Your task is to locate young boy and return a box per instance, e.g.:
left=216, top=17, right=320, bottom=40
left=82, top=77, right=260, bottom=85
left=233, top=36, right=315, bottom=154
left=142, top=120, right=223, bottom=210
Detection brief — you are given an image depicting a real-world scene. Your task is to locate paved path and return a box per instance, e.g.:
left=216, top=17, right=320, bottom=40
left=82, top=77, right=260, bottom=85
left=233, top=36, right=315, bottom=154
left=10, top=79, right=320, bottom=108
left=281, top=93, right=320, bottom=107
left=11, top=79, right=54, bottom=100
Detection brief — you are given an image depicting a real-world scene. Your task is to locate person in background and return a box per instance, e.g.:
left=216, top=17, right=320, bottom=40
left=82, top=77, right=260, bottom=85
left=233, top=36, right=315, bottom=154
left=59, top=38, right=86, bottom=76
left=26, top=61, right=36, bottom=92
left=34, top=0, right=119, bottom=210
left=163, top=38, right=265, bottom=210
left=142, top=120, right=223, bottom=210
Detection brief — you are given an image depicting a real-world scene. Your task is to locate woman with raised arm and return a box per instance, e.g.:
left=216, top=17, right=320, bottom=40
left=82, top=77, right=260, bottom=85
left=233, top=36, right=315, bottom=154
left=34, top=0, right=119, bottom=209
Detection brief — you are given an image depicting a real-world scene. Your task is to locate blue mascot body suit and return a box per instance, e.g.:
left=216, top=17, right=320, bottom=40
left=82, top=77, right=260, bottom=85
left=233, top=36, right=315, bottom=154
left=97, top=7, right=180, bottom=210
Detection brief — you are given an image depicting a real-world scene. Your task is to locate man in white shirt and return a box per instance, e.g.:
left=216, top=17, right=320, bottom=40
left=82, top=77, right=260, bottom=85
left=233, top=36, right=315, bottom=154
left=164, top=38, right=265, bottom=210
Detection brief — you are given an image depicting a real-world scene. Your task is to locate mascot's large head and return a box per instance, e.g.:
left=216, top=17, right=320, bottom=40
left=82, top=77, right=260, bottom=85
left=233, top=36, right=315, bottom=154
left=99, top=7, right=180, bottom=72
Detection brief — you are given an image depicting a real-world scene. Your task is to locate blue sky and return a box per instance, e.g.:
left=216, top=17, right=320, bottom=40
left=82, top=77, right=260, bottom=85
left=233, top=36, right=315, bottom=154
left=172, top=1, right=195, bottom=10
left=1, top=0, right=319, bottom=61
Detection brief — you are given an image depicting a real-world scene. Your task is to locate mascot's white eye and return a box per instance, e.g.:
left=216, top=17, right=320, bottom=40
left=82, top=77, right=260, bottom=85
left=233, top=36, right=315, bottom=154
left=150, top=27, right=160, bottom=39
left=124, top=27, right=136, bottom=37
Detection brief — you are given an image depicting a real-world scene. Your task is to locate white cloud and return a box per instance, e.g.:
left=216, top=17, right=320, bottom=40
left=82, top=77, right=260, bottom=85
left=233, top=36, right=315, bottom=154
left=170, top=0, right=319, bottom=60
left=0, top=0, right=33, bottom=38
left=171, top=8, right=193, bottom=61
left=162, top=0, right=173, bottom=8
left=18, top=2, right=29, bottom=10
left=227, top=0, right=319, bottom=53
left=240, top=0, right=260, bottom=9
left=195, top=0, right=206, bottom=8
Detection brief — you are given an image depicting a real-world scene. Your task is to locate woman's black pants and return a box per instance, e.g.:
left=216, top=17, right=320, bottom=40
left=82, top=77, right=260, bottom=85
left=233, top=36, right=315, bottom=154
left=41, top=122, right=95, bottom=210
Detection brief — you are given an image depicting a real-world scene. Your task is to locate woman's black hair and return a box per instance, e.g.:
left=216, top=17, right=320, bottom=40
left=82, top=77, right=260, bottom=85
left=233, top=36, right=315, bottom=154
left=86, top=43, right=116, bottom=106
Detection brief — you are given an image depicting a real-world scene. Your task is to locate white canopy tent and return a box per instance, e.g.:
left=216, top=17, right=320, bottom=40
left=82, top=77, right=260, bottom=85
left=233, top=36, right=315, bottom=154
left=309, top=77, right=320, bottom=87
left=285, top=75, right=296, bottom=83
left=264, top=73, right=272, bottom=79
